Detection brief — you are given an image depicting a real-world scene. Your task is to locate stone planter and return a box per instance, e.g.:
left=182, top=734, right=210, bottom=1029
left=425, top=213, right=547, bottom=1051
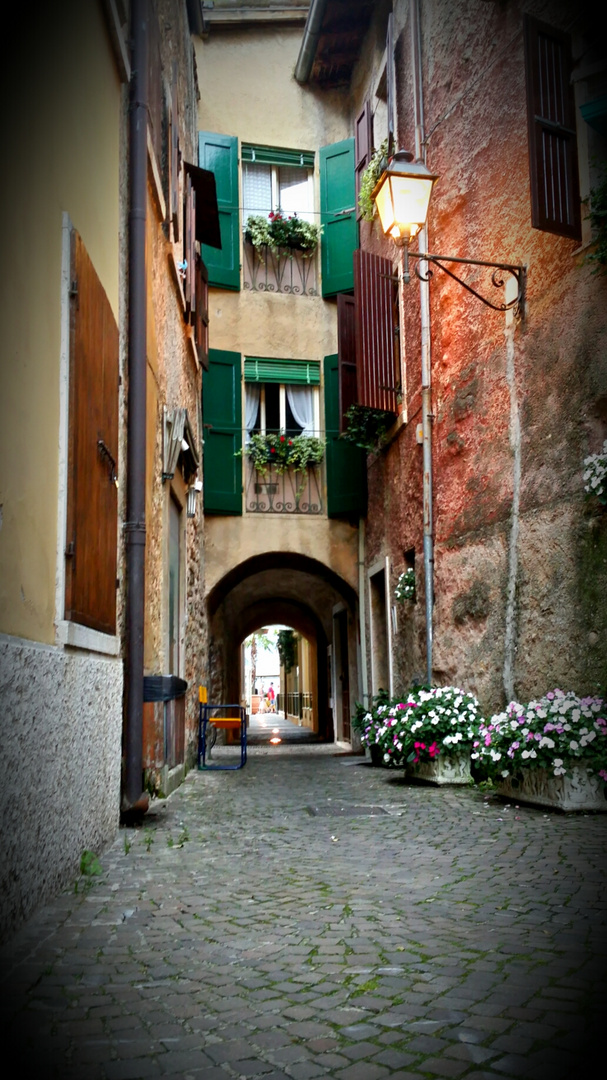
left=497, top=765, right=607, bottom=812
left=406, top=752, right=471, bottom=785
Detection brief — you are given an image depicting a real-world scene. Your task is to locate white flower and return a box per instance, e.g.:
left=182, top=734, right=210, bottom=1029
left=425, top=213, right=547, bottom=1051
left=553, top=758, right=563, bottom=768
left=539, top=737, right=555, bottom=749
left=569, top=740, right=579, bottom=750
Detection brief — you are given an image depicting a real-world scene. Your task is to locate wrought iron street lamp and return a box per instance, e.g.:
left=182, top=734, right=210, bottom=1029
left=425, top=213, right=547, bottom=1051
left=372, top=151, right=526, bottom=310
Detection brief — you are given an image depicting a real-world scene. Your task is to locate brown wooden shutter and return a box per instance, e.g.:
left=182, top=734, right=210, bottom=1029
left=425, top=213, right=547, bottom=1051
left=355, top=101, right=373, bottom=221
left=386, top=13, right=395, bottom=157
left=354, top=249, right=399, bottom=414
left=170, top=63, right=180, bottom=241
left=194, top=255, right=209, bottom=370
left=524, top=15, right=581, bottom=240
left=65, top=229, right=119, bottom=635
left=184, top=175, right=196, bottom=316
left=337, top=293, right=357, bottom=431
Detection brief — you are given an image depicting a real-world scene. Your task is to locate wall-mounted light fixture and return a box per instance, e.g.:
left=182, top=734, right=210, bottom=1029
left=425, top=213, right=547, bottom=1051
left=372, top=151, right=526, bottom=312
left=186, top=477, right=203, bottom=518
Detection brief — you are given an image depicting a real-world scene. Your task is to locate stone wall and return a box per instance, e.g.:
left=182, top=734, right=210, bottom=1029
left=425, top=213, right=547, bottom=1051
left=354, top=0, right=607, bottom=712
left=0, top=636, right=122, bottom=942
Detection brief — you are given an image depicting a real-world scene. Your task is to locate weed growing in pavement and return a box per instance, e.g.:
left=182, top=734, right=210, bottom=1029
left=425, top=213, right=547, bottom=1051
left=178, top=825, right=190, bottom=845
left=123, top=833, right=132, bottom=854
left=166, top=836, right=174, bottom=848
left=75, top=849, right=102, bottom=893
left=144, top=829, right=154, bottom=852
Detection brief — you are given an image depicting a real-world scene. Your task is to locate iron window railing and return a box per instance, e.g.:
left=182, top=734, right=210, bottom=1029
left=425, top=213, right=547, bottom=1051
left=244, top=455, right=324, bottom=515
left=243, top=240, right=319, bottom=296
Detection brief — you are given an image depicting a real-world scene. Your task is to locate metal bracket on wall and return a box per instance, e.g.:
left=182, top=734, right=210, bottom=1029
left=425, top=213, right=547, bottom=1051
left=407, top=250, right=527, bottom=316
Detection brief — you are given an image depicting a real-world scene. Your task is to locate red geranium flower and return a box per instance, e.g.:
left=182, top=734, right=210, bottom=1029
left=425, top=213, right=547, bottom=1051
left=280, top=435, right=285, bottom=442
left=270, top=447, right=276, bottom=454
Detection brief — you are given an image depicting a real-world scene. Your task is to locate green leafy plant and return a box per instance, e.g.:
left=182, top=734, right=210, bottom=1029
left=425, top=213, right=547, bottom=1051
left=238, top=431, right=325, bottom=477
left=395, top=568, right=416, bottom=603
left=123, top=833, right=132, bottom=855
left=277, top=629, right=297, bottom=673
left=473, top=689, right=607, bottom=781
left=75, top=849, right=102, bottom=893
left=358, top=138, right=389, bottom=221
left=584, top=165, right=607, bottom=274
left=341, top=405, right=393, bottom=453
left=143, top=828, right=154, bottom=853
left=359, top=686, right=482, bottom=767
left=245, top=212, right=321, bottom=257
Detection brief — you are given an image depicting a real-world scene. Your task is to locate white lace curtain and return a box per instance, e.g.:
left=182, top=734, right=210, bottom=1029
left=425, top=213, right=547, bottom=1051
left=244, top=384, right=260, bottom=443
left=286, top=385, right=315, bottom=435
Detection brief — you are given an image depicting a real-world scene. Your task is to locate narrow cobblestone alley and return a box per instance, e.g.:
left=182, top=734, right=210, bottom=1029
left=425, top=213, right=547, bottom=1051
left=2, top=747, right=606, bottom=1080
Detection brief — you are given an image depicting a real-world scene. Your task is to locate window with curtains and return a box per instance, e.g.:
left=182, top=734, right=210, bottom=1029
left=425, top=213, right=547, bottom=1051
left=243, top=358, right=321, bottom=441
left=242, top=145, right=315, bottom=223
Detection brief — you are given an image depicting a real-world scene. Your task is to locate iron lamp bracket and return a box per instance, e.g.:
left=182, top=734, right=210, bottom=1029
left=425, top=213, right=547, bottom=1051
left=401, top=244, right=526, bottom=316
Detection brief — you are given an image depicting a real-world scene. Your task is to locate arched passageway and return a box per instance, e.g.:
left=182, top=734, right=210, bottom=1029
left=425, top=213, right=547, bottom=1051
left=207, top=553, right=360, bottom=743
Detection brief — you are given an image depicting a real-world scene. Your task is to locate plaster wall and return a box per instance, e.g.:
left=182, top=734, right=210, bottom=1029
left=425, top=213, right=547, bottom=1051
left=356, top=0, right=607, bottom=710
left=0, top=635, right=123, bottom=943
left=196, top=25, right=349, bottom=390
left=205, top=514, right=359, bottom=598
left=0, top=0, right=120, bottom=645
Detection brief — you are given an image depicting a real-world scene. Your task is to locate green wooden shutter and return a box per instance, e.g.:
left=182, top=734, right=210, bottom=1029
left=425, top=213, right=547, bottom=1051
left=320, top=138, right=358, bottom=298
left=324, top=353, right=367, bottom=517
left=198, top=131, right=240, bottom=290
left=202, top=349, right=242, bottom=514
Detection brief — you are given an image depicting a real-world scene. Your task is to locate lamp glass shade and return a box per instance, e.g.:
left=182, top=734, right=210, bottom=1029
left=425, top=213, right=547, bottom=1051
left=373, top=160, right=437, bottom=241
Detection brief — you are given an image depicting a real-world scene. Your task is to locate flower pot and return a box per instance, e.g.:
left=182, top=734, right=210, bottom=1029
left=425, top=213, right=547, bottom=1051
left=406, top=752, right=471, bottom=785
left=496, top=765, right=607, bottom=812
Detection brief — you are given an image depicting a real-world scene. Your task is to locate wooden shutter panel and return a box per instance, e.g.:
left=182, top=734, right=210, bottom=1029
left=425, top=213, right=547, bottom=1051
left=202, top=349, right=242, bottom=514
left=184, top=175, right=196, bottom=317
left=324, top=353, right=367, bottom=518
left=338, top=293, right=357, bottom=432
left=320, top=138, right=358, bottom=297
left=355, top=101, right=373, bottom=221
left=194, top=255, right=209, bottom=370
left=524, top=15, right=581, bottom=240
left=386, top=13, right=395, bottom=157
left=65, top=229, right=119, bottom=635
left=170, top=64, right=180, bottom=241
left=354, top=249, right=399, bottom=414
left=198, top=131, right=240, bottom=290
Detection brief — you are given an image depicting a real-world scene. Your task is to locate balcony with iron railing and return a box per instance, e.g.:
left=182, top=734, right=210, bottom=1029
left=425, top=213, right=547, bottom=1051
left=244, top=454, right=324, bottom=515
left=242, top=239, right=319, bottom=296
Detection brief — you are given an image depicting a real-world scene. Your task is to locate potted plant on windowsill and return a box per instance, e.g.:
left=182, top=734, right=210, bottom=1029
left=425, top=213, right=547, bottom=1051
left=244, top=213, right=321, bottom=258
left=358, top=138, right=390, bottom=222
left=237, top=431, right=325, bottom=477
left=472, top=689, right=607, bottom=811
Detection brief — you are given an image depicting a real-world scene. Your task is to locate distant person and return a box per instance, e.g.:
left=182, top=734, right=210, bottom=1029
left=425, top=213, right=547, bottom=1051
left=267, top=683, right=275, bottom=712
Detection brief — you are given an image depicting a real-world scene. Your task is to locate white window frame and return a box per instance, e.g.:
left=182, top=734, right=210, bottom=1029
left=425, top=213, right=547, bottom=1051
left=255, top=383, right=320, bottom=436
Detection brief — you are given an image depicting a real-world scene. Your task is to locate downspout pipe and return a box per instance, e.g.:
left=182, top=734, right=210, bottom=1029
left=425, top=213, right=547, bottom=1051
left=411, top=0, right=434, bottom=687
left=123, top=0, right=149, bottom=812
left=294, top=0, right=328, bottom=84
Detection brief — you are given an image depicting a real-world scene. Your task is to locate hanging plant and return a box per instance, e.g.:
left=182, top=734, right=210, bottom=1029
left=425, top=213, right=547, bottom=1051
left=277, top=629, right=297, bottom=673
left=358, top=138, right=390, bottom=222
left=341, top=404, right=393, bottom=453
left=395, top=568, right=416, bottom=603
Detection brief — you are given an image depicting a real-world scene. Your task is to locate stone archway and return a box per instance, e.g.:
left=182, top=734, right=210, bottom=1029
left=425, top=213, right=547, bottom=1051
left=207, top=553, right=359, bottom=742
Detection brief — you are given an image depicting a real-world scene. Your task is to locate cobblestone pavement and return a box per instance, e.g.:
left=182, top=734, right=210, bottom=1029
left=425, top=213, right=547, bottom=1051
left=2, top=744, right=606, bottom=1080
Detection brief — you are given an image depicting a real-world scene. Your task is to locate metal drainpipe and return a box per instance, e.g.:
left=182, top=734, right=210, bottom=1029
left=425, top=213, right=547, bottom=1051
left=294, top=0, right=328, bottom=84
left=123, top=0, right=149, bottom=812
left=411, top=0, right=434, bottom=687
